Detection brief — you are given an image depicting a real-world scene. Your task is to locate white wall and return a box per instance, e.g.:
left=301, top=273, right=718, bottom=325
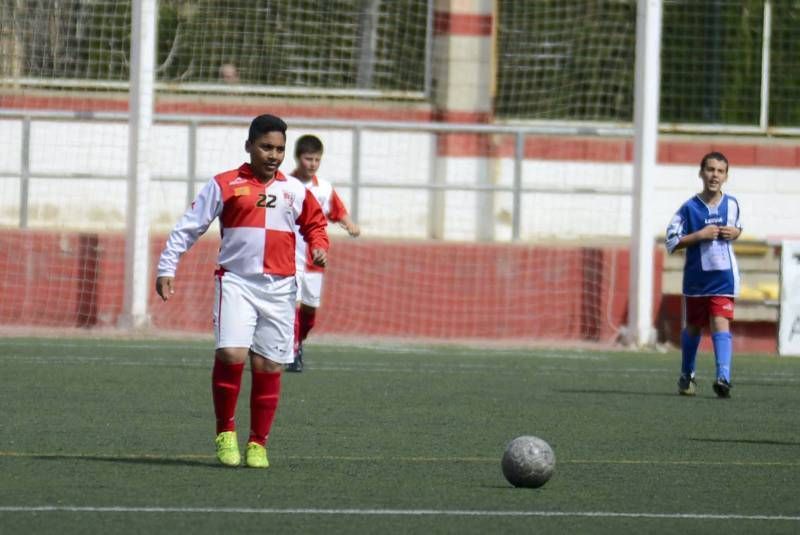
left=0, top=118, right=797, bottom=242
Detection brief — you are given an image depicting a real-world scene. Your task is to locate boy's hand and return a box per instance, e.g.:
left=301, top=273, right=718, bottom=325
left=344, top=221, right=360, bottom=237
left=311, top=248, right=327, bottom=267
left=718, top=225, right=739, bottom=240
left=156, top=276, right=175, bottom=301
left=698, top=224, right=720, bottom=241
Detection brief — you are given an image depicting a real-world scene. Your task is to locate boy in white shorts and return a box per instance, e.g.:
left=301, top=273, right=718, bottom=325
left=286, top=134, right=360, bottom=372
left=155, top=114, right=329, bottom=468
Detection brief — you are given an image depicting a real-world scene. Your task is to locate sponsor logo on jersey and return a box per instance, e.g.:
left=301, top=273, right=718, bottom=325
left=229, top=176, right=248, bottom=186
left=704, top=217, right=723, bottom=224
left=234, top=186, right=250, bottom=196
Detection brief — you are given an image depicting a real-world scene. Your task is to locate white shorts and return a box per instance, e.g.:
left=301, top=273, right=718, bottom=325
left=295, top=269, right=324, bottom=308
left=213, top=270, right=296, bottom=364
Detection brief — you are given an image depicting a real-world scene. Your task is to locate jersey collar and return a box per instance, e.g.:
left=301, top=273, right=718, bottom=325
left=239, top=163, right=286, bottom=182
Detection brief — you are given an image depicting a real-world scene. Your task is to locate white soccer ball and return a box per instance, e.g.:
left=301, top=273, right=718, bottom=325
left=501, top=435, right=555, bottom=488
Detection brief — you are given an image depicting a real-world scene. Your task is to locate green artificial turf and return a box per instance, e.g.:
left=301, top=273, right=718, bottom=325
left=1, top=338, right=799, bottom=534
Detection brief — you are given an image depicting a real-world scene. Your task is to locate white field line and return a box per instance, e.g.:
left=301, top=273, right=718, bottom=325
left=5, top=355, right=800, bottom=383
left=0, top=339, right=605, bottom=358
left=0, top=353, right=669, bottom=373
left=1, top=450, right=799, bottom=467
left=2, top=349, right=800, bottom=382
left=0, top=505, right=798, bottom=522
left=4, top=354, right=800, bottom=384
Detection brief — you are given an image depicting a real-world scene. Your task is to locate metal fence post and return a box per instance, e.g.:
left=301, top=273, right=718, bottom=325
left=186, top=121, right=197, bottom=207
left=512, top=130, right=524, bottom=241
left=759, top=0, right=772, bottom=132
left=19, top=117, right=31, bottom=229
left=350, top=127, right=361, bottom=224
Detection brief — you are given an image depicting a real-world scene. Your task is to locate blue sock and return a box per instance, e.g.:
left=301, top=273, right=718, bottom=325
left=712, top=331, right=733, bottom=382
left=680, top=329, right=701, bottom=377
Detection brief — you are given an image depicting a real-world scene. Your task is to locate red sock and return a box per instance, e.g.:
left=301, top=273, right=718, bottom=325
left=298, top=307, right=316, bottom=342
left=212, top=358, right=245, bottom=434
left=293, top=307, right=301, bottom=350
left=249, top=370, right=282, bottom=446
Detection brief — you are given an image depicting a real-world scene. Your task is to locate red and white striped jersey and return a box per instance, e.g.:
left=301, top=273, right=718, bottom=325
left=293, top=174, right=349, bottom=272
left=158, top=163, right=329, bottom=278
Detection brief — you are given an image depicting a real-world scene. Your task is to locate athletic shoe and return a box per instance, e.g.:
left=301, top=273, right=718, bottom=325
left=677, top=374, right=697, bottom=396
left=712, top=377, right=732, bottom=398
left=214, top=431, right=241, bottom=467
left=286, top=343, right=304, bottom=373
left=245, top=441, right=269, bottom=469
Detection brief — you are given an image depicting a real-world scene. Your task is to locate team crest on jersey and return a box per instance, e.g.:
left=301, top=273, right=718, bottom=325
left=283, top=191, right=296, bottom=204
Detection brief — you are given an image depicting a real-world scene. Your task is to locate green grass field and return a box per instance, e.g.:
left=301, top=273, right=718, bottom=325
left=1, top=337, right=799, bottom=534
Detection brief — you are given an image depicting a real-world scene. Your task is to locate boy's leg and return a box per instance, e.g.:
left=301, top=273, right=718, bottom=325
left=288, top=271, right=322, bottom=372
left=681, top=327, right=702, bottom=378
left=212, top=350, right=247, bottom=467
left=247, top=274, right=296, bottom=466
left=212, top=271, right=259, bottom=466
left=247, top=355, right=282, bottom=468
left=298, top=271, right=322, bottom=343
left=711, top=328, right=732, bottom=381
left=678, top=297, right=705, bottom=395
left=709, top=297, right=734, bottom=398
left=286, top=305, right=304, bottom=372
left=298, top=303, right=317, bottom=343
left=212, top=352, right=246, bottom=433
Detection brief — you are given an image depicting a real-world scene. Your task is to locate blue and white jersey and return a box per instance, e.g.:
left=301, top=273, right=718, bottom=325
left=665, top=193, right=742, bottom=297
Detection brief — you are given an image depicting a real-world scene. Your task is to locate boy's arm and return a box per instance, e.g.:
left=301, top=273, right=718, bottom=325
left=337, top=214, right=361, bottom=237
left=327, top=190, right=360, bottom=237
left=670, top=225, right=721, bottom=252
left=155, top=179, right=222, bottom=301
left=665, top=210, right=719, bottom=253
left=297, top=189, right=330, bottom=267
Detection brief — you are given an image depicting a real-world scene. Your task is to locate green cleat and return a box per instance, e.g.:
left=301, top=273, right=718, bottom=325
left=215, top=431, right=241, bottom=467
left=677, top=374, right=696, bottom=396
left=245, top=441, right=269, bottom=469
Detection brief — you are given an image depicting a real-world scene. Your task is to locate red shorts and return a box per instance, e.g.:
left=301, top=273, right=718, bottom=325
left=683, top=296, right=735, bottom=328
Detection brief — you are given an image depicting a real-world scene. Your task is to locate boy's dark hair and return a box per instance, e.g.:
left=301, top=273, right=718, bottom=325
left=700, top=151, right=729, bottom=172
left=248, top=114, right=287, bottom=142
left=294, top=134, right=324, bottom=158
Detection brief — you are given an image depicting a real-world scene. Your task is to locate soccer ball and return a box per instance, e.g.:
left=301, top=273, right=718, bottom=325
left=501, top=435, right=555, bottom=488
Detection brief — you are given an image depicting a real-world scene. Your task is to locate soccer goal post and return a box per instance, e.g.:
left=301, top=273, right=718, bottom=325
left=120, top=0, right=157, bottom=329
left=627, top=0, right=662, bottom=347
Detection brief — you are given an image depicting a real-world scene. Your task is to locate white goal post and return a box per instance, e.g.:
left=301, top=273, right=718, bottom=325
left=627, top=0, right=662, bottom=347
left=121, top=0, right=157, bottom=329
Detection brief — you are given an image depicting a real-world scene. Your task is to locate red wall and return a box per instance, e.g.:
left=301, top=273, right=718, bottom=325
left=0, top=229, right=772, bottom=352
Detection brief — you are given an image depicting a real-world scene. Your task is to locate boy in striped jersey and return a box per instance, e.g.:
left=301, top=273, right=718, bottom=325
left=665, top=152, right=742, bottom=398
left=155, top=114, right=329, bottom=467
left=286, top=134, right=360, bottom=372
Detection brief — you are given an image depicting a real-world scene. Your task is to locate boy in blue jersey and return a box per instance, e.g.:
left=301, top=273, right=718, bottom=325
left=665, top=152, right=742, bottom=398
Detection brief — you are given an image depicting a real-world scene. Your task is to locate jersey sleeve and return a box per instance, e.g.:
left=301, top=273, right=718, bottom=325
left=326, top=189, right=349, bottom=223
left=665, top=207, right=686, bottom=254
left=296, top=189, right=330, bottom=253
left=157, top=179, right=223, bottom=277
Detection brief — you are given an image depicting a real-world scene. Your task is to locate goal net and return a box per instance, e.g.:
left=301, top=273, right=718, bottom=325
left=2, top=1, right=785, bottom=345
